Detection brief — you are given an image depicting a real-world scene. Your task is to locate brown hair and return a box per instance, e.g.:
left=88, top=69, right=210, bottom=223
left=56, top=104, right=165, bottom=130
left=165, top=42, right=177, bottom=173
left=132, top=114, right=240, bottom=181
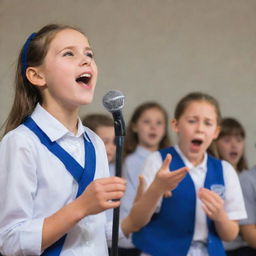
left=3, top=24, right=84, bottom=135
left=123, top=102, right=171, bottom=158
left=82, top=113, right=113, bottom=132
left=217, top=118, right=248, bottom=172
left=174, top=92, right=222, bottom=125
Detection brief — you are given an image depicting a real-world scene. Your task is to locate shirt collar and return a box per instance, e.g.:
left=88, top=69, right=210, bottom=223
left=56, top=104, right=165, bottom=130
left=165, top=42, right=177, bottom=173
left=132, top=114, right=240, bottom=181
left=135, top=145, right=153, bottom=158
left=174, top=144, right=208, bottom=171
left=31, top=104, right=86, bottom=142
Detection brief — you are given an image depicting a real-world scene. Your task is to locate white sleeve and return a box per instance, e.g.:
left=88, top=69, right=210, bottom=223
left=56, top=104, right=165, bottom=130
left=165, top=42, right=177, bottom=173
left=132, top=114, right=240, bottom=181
left=0, top=131, right=43, bottom=255
left=141, top=151, right=163, bottom=211
left=120, top=159, right=135, bottom=220
left=239, top=171, right=256, bottom=225
left=222, top=160, right=247, bottom=221
left=141, top=151, right=162, bottom=189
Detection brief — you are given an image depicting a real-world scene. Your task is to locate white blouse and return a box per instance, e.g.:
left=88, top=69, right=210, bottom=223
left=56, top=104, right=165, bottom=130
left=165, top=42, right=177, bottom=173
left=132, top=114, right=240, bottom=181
left=0, top=104, right=111, bottom=256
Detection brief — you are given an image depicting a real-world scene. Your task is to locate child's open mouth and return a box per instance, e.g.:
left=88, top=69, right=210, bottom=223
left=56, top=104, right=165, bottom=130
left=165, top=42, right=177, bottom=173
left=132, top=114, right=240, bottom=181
left=148, top=133, right=157, bottom=139
left=191, top=139, right=203, bottom=151
left=76, top=73, right=92, bottom=86
left=191, top=139, right=203, bottom=146
left=229, top=152, right=238, bottom=158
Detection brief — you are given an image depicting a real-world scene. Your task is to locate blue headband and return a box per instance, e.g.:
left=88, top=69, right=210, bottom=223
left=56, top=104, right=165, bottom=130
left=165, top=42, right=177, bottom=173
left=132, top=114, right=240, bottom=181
left=21, top=32, right=37, bottom=80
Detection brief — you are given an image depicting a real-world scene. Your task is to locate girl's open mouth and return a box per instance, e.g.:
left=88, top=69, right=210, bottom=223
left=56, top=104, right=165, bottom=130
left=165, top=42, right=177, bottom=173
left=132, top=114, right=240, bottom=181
left=190, top=139, right=203, bottom=151
left=191, top=139, right=203, bottom=146
left=76, top=73, right=92, bottom=86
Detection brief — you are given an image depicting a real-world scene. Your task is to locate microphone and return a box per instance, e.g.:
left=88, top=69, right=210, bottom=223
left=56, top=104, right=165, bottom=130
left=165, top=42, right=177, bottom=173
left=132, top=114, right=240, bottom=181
left=102, top=90, right=126, bottom=256
left=102, top=90, right=125, bottom=137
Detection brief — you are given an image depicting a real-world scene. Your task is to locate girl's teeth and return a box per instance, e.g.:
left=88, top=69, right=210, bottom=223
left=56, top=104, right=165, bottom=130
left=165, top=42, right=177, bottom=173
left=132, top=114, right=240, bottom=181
left=80, top=73, right=91, bottom=78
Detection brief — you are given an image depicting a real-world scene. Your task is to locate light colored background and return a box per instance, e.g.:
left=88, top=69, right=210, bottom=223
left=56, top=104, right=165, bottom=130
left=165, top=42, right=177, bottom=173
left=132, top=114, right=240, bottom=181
left=1, top=0, right=256, bottom=167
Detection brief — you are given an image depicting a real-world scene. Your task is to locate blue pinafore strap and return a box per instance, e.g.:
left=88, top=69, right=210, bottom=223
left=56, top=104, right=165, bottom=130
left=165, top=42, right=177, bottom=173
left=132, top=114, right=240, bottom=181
left=23, top=117, right=96, bottom=256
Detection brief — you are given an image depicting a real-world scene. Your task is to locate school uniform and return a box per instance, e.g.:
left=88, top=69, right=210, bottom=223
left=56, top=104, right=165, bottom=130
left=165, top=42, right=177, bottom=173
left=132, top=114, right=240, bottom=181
left=223, top=170, right=248, bottom=255
left=106, top=162, right=115, bottom=223
left=133, top=145, right=247, bottom=256
left=0, top=104, right=121, bottom=256
left=224, top=166, right=256, bottom=256
left=239, top=166, right=256, bottom=227
left=118, top=146, right=151, bottom=254
left=109, top=162, right=116, bottom=177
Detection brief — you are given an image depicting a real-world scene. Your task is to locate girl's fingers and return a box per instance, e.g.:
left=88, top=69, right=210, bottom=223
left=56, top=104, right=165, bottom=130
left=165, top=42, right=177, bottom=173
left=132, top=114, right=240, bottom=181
left=104, top=191, right=125, bottom=201
left=199, top=188, right=222, bottom=204
left=200, top=198, right=217, bottom=213
left=104, top=200, right=121, bottom=209
left=96, top=176, right=126, bottom=185
left=101, top=183, right=126, bottom=193
left=201, top=203, right=212, bottom=216
left=160, top=154, right=172, bottom=171
left=166, top=167, right=188, bottom=180
left=163, top=191, right=172, bottom=197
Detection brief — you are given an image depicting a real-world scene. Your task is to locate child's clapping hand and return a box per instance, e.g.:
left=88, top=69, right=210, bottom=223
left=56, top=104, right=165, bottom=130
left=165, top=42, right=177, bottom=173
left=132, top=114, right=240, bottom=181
left=199, top=188, right=227, bottom=222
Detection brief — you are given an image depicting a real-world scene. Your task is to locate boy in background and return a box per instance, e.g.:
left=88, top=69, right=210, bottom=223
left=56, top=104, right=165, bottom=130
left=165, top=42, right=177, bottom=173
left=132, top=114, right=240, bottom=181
left=82, top=113, right=116, bottom=176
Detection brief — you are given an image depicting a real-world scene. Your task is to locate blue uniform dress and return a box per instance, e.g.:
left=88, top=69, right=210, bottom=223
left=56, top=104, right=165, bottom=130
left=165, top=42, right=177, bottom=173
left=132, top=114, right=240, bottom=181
left=133, top=147, right=226, bottom=256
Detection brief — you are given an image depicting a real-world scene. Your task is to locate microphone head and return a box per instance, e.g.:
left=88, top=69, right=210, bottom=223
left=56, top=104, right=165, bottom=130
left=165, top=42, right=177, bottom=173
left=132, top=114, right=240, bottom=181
left=102, top=90, right=125, bottom=113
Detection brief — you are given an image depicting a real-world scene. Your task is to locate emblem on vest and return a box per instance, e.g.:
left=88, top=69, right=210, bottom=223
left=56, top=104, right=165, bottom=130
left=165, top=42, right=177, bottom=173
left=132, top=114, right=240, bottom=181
left=210, top=184, right=225, bottom=199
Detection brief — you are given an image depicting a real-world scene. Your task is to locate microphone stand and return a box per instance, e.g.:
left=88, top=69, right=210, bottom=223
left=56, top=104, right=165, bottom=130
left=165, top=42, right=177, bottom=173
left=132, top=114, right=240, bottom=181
left=111, top=111, right=125, bottom=256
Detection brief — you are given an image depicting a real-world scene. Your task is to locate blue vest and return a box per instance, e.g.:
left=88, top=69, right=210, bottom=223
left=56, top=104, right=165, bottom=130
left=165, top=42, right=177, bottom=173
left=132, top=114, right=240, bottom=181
left=23, top=117, right=96, bottom=256
left=132, top=147, right=226, bottom=256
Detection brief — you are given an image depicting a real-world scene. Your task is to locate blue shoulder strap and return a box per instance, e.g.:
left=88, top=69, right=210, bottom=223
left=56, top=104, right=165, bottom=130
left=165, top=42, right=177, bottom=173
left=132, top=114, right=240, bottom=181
left=23, top=117, right=96, bottom=255
left=205, top=154, right=226, bottom=256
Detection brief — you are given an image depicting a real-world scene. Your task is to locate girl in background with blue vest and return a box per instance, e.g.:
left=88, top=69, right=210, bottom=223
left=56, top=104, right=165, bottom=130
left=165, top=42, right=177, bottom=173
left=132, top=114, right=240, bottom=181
left=119, top=102, right=171, bottom=255
left=126, top=92, right=247, bottom=256
left=0, top=24, right=128, bottom=256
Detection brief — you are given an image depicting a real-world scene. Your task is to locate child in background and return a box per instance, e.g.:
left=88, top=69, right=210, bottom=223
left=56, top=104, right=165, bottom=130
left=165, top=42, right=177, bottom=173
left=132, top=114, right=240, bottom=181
left=119, top=102, right=171, bottom=255
left=0, top=24, right=128, bottom=256
left=82, top=113, right=116, bottom=255
left=215, top=118, right=248, bottom=173
left=214, top=118, right=256, bottom=256
left=82, top=113, right=116, bottom=176
left=127, top=92, right=247, bottom=256
left=239, top=165, right=256, bottom=255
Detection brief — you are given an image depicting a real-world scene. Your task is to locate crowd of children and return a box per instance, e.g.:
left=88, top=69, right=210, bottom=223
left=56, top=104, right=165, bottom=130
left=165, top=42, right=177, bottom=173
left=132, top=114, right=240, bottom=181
left=0, top=23, right=255, bottom=256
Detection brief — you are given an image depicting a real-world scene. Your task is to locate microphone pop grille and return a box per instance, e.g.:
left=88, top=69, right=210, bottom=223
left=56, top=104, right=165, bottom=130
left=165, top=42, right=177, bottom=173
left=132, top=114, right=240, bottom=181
left=102, top=90, right=125, bottom=113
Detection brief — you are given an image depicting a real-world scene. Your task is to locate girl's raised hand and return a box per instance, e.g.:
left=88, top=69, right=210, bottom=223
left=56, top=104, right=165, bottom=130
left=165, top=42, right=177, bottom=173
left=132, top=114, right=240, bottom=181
left=199, top=188, right=227, bottom=222
left=152, top=154, right=188, bottom=195
left=76, top=177, right=126, bottom=217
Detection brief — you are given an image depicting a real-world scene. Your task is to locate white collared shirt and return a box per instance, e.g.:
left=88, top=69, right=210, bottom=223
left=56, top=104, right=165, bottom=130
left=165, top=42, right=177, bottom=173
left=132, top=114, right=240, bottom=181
left=141, top=145, right=247, bottom=242
left=119, top=146, right=152, bottom=248
left=121, top=146, right=152, bottom=217
left=0, top=104, right=111, bottom=256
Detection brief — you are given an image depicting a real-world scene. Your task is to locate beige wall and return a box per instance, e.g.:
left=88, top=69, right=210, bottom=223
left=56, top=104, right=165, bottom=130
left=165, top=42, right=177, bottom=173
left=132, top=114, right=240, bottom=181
left=1, top=0, right=256, bottom=166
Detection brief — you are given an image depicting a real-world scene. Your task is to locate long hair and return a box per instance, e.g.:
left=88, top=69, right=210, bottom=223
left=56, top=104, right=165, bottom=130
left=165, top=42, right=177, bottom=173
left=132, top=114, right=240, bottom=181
left=123, top=102, right=171, bottom=158
left=3, top=24, right=84, bottom=135
left=217, top=118, right=248, bottom=172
